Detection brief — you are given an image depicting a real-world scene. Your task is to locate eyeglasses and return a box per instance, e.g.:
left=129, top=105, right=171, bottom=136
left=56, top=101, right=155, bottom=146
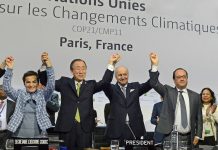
left=175, top=75, right=187, bottom=79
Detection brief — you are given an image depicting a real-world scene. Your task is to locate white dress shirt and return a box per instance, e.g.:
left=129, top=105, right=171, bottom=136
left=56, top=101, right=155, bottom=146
left=174, top=88, right=191, bottom=133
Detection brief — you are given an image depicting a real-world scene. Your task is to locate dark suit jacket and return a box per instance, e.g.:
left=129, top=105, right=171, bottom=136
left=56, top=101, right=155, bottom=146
left=151, top=102, right=163, bottom=126
left=46, top=93, right=59, bottom=126
left=103, top=81, right=151, bottom=139
left=92, top=109, right=97, bottom=128
left=150, top=101, right=165, bottom=144
left=0, top=68, right=5, bottom=78
left=6, top=99, right=15, bottom=123
left=149, top=70, right=203, bottom=146
left=39, top=69, right=113, bottom=133
left=104, top=103, right=110, bottom=124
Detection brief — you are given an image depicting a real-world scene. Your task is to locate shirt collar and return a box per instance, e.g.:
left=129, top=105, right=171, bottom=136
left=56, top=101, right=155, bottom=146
left=118, top=83, right=127, bottom=88
left=75, top=80, right=83, bottom=85
left=176, top=88, right=187, bottom=93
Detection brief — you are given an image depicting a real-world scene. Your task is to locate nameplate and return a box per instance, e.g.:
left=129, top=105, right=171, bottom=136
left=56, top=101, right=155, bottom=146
left=14, top=138, right=48, bottom=145
left=14, top=138, right=48, bottom=150
left=125, top=140, right=154, bottom=146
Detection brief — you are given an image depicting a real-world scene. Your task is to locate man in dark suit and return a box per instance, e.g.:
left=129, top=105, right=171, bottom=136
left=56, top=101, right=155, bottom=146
left=150, top=98, right=165, bottom=146
left=46, top=93, right=59, bottom=126
left=103, top=66, right=152, bottom=146
left=38, top=54, right=120, bottom=149
left=0, top=84, right=15, bottom=150
left=37, top=77, right=60, bottom=127
left=149, top=53, right=202, bottom=149
left=36, top=67, right=60, bottom=135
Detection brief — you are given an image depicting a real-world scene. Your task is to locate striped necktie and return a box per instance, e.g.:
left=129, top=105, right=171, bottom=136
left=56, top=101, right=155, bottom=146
left=121, top=86, right=126, bottom=98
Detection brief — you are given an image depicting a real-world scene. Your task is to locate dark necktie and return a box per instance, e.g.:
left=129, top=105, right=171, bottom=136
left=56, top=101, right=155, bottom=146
left=179, top=91, right=188, bottom=128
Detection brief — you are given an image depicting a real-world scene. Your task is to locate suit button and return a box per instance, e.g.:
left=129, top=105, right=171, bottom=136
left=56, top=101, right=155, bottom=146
left=77, top=101, right=79, bottom=103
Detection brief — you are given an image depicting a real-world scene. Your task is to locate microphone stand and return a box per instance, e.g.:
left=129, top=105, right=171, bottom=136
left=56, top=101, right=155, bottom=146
left=125, top=115, right=136, bottom=140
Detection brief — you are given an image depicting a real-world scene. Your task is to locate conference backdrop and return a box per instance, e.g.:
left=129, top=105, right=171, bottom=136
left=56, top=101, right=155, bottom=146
left=1, top=0, right=218, bottom=131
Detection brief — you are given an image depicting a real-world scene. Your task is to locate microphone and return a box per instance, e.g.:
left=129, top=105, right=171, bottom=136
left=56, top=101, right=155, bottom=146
left=125, top=114, right=129, bottom=124
left=125, top=114, right=136, bottom=140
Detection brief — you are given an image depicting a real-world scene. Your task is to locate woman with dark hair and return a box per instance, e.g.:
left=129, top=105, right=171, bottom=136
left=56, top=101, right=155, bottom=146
left=3, top=52, right=55, bottom=138
left=199, top=87, right=218, bottom=146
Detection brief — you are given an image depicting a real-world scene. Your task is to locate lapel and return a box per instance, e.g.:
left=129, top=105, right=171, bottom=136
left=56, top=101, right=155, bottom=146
left=187, top=89, right=194, bottom=119
left=172, top=87, right=178, bottom=110
left=6, top=100, right=12, bottom=121
left=79, top=80, right=87, bottom=96
left=126, top=84, right=133, bottom=106
left=70, top=78, right=87, bottom=98
left=69, top=78, right=78, bottom=97
left=126, top=84, right=130, bottom=99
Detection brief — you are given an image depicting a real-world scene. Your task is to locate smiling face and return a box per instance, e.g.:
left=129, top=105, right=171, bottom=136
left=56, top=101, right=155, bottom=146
left=201, top=89, right=212, bottom=104
left=201, top=88, right=215, bottom=105
left=115, top=66, right=129, bottom=86
left=71, top=60, right=87, bottom=82
left=24, top=75, right=39, bottom=93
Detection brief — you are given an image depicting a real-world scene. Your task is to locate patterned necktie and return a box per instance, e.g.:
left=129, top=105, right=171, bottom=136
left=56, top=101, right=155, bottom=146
left=179, top=91, right=188, bottom=128
left=76, top=82, right=81, bottom=96
left=121, top=86, right=126, bottom=98
left=75, top=82, right=81, bottom=122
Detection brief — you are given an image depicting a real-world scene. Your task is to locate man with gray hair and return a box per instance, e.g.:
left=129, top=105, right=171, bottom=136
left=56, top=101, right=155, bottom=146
left=103, top=66, right=151, bottom=146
